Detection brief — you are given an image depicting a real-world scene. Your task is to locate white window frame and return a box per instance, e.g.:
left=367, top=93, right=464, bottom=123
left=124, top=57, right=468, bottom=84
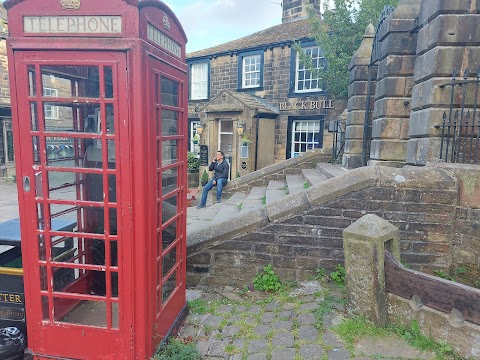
left=190, top=63, right=208, bottom=100
left=190, top=121, right=200, bottom=152
left=43, top=87, right=59, bottom=119
left=295, top=46, right=323, bottom=93
left=290, top=120, right=321, bottom=157
left=242, top=54, right=261, bottom=89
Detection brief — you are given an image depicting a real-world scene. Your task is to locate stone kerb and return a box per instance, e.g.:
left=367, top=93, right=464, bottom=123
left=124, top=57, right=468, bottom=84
left=343, top=214, right=401, bottom=326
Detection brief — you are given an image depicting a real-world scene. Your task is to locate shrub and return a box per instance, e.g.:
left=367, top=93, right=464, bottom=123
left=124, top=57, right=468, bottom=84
left=187, top=152, right=199, bottom=172
left=200, top=170, right=209, bottom=186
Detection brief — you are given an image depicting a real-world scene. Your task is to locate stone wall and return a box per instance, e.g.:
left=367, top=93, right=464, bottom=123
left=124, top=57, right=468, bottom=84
left=187, top=165, right=465, bottom=287
left=407, top=0, right=480, bottom=165
left=342, top=25, right=375, bottom=169
left=369, top=0, right=420, bottom=166
left=343, top=214, right=480, bottom=360
left=343, top=0, right=480, bottom=166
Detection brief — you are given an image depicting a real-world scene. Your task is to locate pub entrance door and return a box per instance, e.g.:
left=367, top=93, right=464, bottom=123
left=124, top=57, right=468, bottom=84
left=14, top=51, right=132, bottom=359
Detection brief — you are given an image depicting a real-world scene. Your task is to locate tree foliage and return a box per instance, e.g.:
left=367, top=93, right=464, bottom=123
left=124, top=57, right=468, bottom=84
left=297, top=0, right=398, bottom=99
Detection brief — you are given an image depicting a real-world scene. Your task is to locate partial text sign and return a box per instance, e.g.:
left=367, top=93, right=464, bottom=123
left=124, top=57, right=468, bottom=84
left=147, top=23, right=182, bottom=57
left=24, top=16, right=122, bottom=34
left=278, top=99, right=335, bottom=111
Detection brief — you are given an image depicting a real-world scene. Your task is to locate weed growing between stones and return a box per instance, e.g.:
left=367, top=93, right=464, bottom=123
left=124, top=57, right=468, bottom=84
left=335, top=317, right=464, bottom=360
left=329, top=264, right=346, bottom=287
left=252, top=264, right=282, bottom=292
left=153, top=338, right=201, bottom=360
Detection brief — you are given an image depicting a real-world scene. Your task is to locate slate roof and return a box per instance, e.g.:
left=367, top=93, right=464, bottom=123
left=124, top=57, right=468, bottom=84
left=201, top=90, right=279, bottom=115
left=187, top=19, right=314, bottom=59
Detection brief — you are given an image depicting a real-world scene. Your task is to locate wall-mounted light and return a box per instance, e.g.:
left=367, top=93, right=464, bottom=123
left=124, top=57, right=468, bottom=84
left=236, top=123, right=245, bottom=136
left=196, top=123, right=204, bottom=135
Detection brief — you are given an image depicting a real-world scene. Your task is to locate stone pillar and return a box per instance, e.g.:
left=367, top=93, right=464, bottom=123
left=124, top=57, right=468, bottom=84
left=343, top=214, right=400, bottom=326
left=407, top=1, right=480, bottom=165
left=342, top=24, right=375, bottom=169
left=369, top=0, right=421, bottom=167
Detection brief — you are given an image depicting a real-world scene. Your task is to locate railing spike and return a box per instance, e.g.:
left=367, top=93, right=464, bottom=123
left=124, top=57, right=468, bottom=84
left=453, top=68, right=457, bottom=78
left=463, top=68, right=469, bottom=78
left=477, top=65, right=480, bottom=78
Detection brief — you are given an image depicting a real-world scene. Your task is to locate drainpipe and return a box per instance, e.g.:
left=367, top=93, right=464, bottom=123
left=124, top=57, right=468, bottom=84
left=254, top=112, right=260, bottom=171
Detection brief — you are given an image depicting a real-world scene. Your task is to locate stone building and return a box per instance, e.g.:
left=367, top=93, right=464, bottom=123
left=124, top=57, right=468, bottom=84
left=343, top=0, right=480, bottom=168
left=0, top=3, right=12, bottom=177
left=187, top=0, right=346, bottom=179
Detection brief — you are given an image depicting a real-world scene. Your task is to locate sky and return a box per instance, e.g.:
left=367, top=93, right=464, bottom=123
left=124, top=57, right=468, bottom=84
left=165, top=0, right=283, bottom=53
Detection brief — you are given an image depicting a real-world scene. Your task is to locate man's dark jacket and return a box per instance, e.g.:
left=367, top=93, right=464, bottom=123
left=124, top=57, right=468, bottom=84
left=209, top=160, right=229, bottom=181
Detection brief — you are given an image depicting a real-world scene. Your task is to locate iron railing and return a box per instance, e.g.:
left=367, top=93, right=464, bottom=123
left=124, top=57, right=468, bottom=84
left=439, top=68, right=480, bottom=164
left=331, top=119, right=345, bottom=163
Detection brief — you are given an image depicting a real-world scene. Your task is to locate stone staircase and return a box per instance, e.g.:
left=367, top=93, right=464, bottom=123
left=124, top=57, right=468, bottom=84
left=187, top=163, right=348, bottom=236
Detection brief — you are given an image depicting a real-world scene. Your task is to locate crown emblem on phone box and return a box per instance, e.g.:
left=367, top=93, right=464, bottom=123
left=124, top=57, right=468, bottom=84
left=61, top=0, right=81, bottom=10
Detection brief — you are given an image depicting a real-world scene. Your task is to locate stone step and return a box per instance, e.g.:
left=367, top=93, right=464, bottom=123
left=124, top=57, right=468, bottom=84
left=266, top=190, right=288, bottom=206
left=212, top=203, right=242, bottom=223
left=245, top=186, right=267, bottom=200
left=267, top=180, right=286, bottom=190
left=240, top=199, right=264, bottom=213
left=316, top=163, right=349, bottom=179
left=302, top=169, right=327, bottom=187
left=286, top=174, right=305, bottom=195
left=224, top=191, right=247, bottom=205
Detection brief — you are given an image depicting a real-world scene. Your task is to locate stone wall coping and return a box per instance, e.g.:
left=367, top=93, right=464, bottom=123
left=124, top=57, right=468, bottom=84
left=187, top=207, right=269, bottom=252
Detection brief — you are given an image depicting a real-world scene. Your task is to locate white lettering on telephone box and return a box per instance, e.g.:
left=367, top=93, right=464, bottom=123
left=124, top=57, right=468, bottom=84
left=24, top=16, right=123, bottom=34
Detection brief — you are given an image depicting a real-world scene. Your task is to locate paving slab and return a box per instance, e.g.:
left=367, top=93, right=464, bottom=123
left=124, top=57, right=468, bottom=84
left=271, top=348, right=295, bottom=359
left=299, top=344, right=324, bottom=359
left=354, top=335, right=435, bottom=359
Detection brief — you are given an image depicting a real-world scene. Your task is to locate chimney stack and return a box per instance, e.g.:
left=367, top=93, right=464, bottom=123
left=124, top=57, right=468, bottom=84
left=282, top=0, right=322, bottom=23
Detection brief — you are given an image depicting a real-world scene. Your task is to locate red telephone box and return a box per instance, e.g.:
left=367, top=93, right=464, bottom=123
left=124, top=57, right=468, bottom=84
left=4, top=0, right=188, bottom=358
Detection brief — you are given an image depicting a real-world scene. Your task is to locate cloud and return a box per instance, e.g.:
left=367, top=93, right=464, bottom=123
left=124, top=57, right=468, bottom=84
left=175, top=0, right=282, bottom=52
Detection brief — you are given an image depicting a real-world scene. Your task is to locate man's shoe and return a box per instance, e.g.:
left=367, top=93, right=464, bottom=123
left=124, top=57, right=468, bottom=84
left=216, top=199, right=221, bottom=203
left=196, top=204, right=206, bottom=209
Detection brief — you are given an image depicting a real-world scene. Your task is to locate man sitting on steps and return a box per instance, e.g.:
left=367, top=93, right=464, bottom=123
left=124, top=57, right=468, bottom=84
left=197, top=151, right=229, bottom=209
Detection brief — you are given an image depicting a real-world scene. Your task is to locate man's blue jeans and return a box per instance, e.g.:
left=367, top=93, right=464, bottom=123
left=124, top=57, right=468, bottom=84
left=200, top=178, right=228, bottom=206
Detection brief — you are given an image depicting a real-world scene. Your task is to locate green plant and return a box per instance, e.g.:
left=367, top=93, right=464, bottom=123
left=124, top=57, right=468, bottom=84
left=154, top=338, right=201, bottom=360
left=237, top=202, right=243, bottom=211
left=236, top=171, right=241, bottom=178
left=303, top=182, right=311, bottom=189
left=453, top=266, right=468, bottom=276
left=335, top=317, right=459, bottom=359
left=433, top=269, right=454, bottom=281
left=330, top=264, right=346, bottom=287
left=315, top=267, right=328, bottom=281
left=241, top=134, right=252, bottom=145
left=192, top=133, right=200, bottom=144
left=187, top=152, right=200, bottom=172
left=188, top=298, right=212, bottom=314
left=261, top=195, right=266, bottom=205
left=253, top=264, right=282, bottom=292
left=474, top=279, right=480, bottom=289
left=200, top=169, right=209, bottom=186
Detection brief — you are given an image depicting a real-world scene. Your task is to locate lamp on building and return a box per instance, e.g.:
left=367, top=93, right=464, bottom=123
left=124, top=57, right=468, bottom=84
left=236, top=123, right=245, bottom=136
left=196, top=123, right=204, bottom=135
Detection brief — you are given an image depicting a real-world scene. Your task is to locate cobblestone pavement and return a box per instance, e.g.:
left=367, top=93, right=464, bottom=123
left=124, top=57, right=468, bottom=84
left=179, top=282, right=435, bottom=360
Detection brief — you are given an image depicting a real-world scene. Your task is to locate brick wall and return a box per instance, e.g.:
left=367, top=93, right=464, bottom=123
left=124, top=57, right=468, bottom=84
left=188, top=165, right=462, bottom=287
